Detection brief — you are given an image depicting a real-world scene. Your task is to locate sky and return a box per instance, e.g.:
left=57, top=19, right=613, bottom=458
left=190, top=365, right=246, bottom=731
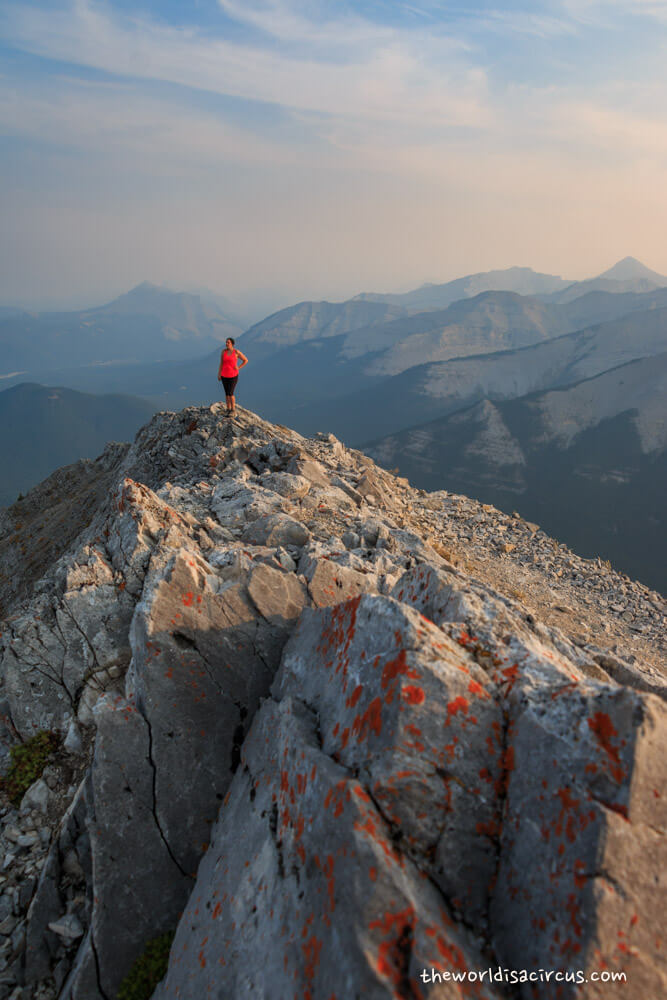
left=1, top=0, right=667, bottom=311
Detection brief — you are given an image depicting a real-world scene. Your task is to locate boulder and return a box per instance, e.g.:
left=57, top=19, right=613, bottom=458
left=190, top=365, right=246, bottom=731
left=491, top=685, right=667, bottom=997
left=304, top=558, right=374, bottom=608
left=1, top=479, right=189, bottom=738
left=241, top=513, right=311, bottom=548
left=54, top=542, right=309, bottom=995
left=274, top=594, right=503, bottom=926
left=154, top=697, right=503, bottom=1000
left=59, top=694, right=190, bottom=999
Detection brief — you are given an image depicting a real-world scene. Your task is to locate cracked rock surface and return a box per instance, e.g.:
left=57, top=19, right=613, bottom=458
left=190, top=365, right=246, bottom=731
left=0, top=404, right=664, bottom=999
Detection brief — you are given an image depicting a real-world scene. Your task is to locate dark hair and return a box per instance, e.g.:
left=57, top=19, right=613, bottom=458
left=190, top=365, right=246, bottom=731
left=226, top=337, right=235, bottom=346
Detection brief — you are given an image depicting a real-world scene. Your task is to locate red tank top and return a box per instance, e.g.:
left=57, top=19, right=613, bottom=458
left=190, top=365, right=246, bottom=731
left=220, top=350, right=239, bottom=378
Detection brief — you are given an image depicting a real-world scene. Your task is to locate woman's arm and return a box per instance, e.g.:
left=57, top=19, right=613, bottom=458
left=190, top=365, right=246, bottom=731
left=218, top=349, right=225, bottom=379
left=236, top=350, right=249, bottom=369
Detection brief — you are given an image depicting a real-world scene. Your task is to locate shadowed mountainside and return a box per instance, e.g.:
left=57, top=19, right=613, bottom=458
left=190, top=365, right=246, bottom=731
left=0, top=383, right=156, bottom=506
left=367, top=354, right=667, bottom=592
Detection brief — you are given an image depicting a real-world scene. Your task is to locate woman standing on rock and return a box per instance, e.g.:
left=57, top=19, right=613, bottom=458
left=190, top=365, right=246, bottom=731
left=218, top=338, right=248, bottom=417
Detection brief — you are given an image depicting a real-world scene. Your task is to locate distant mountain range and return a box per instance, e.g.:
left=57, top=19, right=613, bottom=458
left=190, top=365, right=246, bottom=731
left=0, top=282, right=242, bottom=376
left=1, top=258, right=664, bottom=394
left=366, top=353, right=667, bottom=592
left=238, top=299, right=407, bottom=362
left=1, top=258, right=665, bottom=589
left=543, top=257, right=667, bottom=305
left=351, top=256, right=667, bottom=311
left=238, top=294, right=667, bottom=443
left=236, top=257, right=667, bottom=386
left=353, top=264, right=571, bottom=309
left=23, top=267, right=660, bottom=427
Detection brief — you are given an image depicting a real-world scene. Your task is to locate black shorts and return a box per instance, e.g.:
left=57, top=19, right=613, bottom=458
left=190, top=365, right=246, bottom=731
left=221, top=376, right=238, bottom=396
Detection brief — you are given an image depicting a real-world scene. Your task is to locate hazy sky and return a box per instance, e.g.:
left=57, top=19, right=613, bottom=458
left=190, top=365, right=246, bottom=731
left=2, top=0, right=667, bottom=310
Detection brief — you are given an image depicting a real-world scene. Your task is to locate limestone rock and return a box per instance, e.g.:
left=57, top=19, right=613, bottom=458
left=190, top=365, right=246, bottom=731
left=59, top=693, right=191, bottom=1000
left=247, top=563, right=309, bottom=622
left=20, top=780, right=51, bottom=816
left=304, top=558, right=373, bottom=608
left=241, top=513, right=310, bottom=548
left=260, top=471, right=311, bottom=499
left=391, top=563, right=612, bottom=695
left=47, top=915, right=83, bottom=941
left=211, top=474, right=288, bottom=528
left=126, top=546, right=297, bottom=875
left=24, top=779, right=92, bottom=986
left=154, top=697, right=503, bottom=1000
left=492, top=685, right=667, bottom=997
left=0, top=403, right=663, bottom=999
left=0, top=478, right=190, bottom=738
left=286, top=455, right=331, bottom=488
left=274, top=594, right=502, bottom=926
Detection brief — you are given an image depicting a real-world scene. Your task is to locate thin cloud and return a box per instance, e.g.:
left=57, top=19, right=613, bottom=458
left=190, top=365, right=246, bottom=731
left=473, top=10, right=579, bottom=38
left=561, top=0, right=667, bottom=24
left=1, top=1, right=664, bottom=176
left=0, top=78, right=304, bottom=171
left=550, top=99, right=667, bottom=160
left=1, top=1, right=487, bottom=127
left=216, top=0, right=403, bottom=47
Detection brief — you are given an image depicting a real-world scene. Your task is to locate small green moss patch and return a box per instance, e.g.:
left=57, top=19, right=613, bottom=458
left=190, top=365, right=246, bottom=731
left=1, top=730, right=59, bottom=806
left=117, top=930, right=175, bottom=1000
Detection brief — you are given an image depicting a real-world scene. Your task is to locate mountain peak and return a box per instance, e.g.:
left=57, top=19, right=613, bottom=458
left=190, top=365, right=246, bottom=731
left=597, top=256, right=667, bottom=283
left=98, top=282, right=181, bottom=313
left=119, top=280, right=173, bottom=299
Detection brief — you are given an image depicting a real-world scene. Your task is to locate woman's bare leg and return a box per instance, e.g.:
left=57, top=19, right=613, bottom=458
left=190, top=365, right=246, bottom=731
left=230, top=394, right=236, bottom=413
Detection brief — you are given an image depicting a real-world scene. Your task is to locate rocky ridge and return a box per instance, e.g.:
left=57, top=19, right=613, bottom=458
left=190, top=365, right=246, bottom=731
left=0, top=404, right=664, bottom=999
